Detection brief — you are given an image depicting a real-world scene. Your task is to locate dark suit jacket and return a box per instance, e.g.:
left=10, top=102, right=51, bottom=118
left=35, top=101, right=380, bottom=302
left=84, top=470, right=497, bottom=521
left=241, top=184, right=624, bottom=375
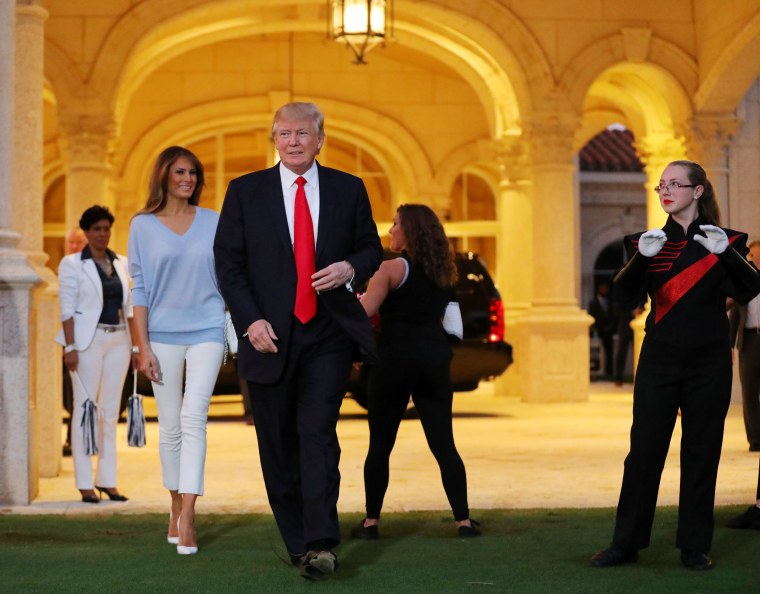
left=729, top=304, right=749, bottom=351
left=214, top=162, right=383, bottom=384
left=587, top=296, right=616, bottom=338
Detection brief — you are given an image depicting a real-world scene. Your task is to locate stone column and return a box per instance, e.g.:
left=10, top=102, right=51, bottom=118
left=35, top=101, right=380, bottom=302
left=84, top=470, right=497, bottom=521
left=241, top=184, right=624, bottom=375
left=0, top=0, right=42, bottom=505
left=15, top=0, right=60, bottom=478
left=492, top=137, right=532, bottom=398
left=59, top=112, right=116, bottom=230
left=686, top=113, right=739, bottom=220
left=515, top=113, right=594, bottom=402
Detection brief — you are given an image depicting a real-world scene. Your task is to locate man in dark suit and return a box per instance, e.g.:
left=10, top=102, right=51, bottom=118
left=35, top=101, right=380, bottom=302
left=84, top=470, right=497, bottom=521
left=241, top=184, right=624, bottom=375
left=588, top=281, right=616, bottom=379
left=727, top=241, right=760, bottom=530
left=729, top=240, right=760, bottom=452
left=214, top=102, right=382, bottom=580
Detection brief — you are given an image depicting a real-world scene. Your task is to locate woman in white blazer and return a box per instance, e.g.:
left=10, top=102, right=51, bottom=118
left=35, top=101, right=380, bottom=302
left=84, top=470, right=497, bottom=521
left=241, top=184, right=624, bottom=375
left=56, top=205, right=136, bottom=503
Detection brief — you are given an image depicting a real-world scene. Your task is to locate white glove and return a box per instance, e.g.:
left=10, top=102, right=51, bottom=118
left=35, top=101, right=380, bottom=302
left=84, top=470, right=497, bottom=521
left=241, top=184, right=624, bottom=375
left=693, top=224, right=728, bottom=254
left=637, top=229, right=667, bottom=257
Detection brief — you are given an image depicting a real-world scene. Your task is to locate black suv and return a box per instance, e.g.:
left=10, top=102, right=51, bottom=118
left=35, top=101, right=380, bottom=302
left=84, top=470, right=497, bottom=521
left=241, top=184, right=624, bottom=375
left=127, top=252, right=512, bottom=406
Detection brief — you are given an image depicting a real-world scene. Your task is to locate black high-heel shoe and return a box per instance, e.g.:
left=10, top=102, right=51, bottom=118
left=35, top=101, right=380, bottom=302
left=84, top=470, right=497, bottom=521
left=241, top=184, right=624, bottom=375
left=95, top=486, right=128, bottom=501
left=457, top=518, right=481, bottom=538
left=80, top=490, right=99, bottom=504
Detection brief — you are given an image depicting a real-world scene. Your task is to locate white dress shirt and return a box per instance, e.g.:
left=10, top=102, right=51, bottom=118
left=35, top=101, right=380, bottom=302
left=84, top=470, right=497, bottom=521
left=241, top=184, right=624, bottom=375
left=746, top=294, right=760, bottom=329
left=279, top=161, right=319, bottom=249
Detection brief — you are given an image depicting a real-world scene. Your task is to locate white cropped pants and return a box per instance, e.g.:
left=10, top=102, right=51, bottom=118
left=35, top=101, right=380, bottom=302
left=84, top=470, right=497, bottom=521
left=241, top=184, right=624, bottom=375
left=150, top=342, right=224, bottom=495
left=70, top=327, right=131, bottom=490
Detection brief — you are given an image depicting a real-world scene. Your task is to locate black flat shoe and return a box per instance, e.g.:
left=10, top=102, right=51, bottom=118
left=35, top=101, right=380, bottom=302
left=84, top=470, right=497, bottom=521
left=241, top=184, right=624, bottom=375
left=681, top=549, right=714, bottom=571
left=591, top=544, right=638, bottom=567
left=726, top=504, right=760, bottom=529
left=350, top=519, right=379, bottom=540
left=95, top=487, right=128, bottom=501
left=457, top=519, right=481, bottom=538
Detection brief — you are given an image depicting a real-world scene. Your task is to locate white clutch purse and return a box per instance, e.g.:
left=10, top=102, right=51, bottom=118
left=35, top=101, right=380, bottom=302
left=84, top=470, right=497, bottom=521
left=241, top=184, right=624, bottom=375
left=224, top=311, right=238, bottom=356
left=442, top=302, right=463, bottom=340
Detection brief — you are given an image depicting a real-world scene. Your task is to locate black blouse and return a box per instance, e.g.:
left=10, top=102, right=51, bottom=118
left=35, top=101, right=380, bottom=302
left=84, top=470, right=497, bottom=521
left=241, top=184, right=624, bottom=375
left=81, top=246, right=123, bottom=325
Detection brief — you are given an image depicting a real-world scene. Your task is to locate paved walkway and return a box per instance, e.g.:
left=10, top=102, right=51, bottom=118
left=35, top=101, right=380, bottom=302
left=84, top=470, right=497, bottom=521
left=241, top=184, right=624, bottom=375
left=3, top=382, right=758, bottom=516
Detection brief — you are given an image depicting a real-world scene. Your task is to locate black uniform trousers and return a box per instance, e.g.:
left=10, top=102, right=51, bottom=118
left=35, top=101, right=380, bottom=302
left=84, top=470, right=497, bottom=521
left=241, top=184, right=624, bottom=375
left=612, top=337, right=732, bottom=553
left=247, top=309, right=353, bottom=556
left=738, top=330, right=760, bottom=448
left=363, top=329, right=469, bottom=521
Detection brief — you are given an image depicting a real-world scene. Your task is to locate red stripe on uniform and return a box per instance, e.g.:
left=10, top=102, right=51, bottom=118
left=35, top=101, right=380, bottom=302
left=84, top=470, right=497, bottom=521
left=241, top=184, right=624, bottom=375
left=653, top=234, right=739, bottom=323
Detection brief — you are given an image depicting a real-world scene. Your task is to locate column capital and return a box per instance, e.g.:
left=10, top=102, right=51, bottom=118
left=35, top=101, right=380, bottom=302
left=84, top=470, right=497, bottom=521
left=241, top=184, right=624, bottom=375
left=525, top=112, right=579, bottom=166
left=684, top=113, right=739, bottom=169
left=58, top=111, right=117, bottom=165
left=635, top=133, right=688, bottom=173
left=487, top=135, right=531, bottom=185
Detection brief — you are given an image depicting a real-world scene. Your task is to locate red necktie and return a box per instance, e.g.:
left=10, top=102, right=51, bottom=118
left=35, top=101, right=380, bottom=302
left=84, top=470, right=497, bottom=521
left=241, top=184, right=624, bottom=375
left=293, top=176, right=316, bottom=323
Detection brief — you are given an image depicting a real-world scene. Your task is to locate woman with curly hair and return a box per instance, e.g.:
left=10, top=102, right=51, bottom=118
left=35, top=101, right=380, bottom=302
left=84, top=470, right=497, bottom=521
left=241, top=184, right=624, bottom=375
left=351, top=204, right=480, bottom=539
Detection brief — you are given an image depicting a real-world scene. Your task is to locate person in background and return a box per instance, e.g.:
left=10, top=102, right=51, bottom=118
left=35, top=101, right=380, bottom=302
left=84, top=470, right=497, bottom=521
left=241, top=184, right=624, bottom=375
left=726, top=241, right=760, bottom=531
left=591, top=160, right=760, bottom=571
left=56, top=207, right=134, bottom=503
left=728, top=240, right=760, bottom=452
left=351, top=204, right=480, bottom=540
left=726, top=460, right=760, bottom=530
left=65, top=227, right=87, bottom=256
left=62, top=227, right=88, bottom=457
left=129, top=146, right=225, bottom=555
left=612, top=301, right=645, bottom=386
left=588, top=281, right=616, bottom=379
left=214, top=102, right=382, bottom=581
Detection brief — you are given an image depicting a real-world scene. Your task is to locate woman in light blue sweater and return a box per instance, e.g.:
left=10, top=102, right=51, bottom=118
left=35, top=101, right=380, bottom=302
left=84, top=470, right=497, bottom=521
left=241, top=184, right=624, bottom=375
left=128, top=146, right=225, bottom=555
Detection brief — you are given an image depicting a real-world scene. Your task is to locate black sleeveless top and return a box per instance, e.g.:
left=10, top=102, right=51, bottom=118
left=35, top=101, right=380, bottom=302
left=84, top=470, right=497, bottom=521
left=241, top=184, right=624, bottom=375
left=378, top=253, right=454, bottom=341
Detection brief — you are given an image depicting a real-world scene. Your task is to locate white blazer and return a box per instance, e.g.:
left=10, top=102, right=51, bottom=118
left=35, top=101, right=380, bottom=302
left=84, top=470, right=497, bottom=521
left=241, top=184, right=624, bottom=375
left=55, top=250, right=133, bottom=351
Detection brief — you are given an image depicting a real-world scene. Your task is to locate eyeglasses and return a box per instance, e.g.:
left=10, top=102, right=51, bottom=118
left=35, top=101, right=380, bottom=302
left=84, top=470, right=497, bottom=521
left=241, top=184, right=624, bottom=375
left=653, top=181, right=696, bottom=193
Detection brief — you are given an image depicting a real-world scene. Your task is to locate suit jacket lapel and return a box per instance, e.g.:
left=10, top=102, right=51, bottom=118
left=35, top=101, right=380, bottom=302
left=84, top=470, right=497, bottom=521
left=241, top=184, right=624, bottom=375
left=113, top=257, right=130, bottom=309
left=315, top=162, right=332, bottom=263
left=263, top=165, right=294, bottom=256
left=82, top=258, right=103, bottom=305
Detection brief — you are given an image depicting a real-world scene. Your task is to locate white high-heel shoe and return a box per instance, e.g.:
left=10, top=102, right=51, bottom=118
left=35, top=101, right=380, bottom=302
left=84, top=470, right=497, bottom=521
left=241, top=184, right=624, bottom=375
left=167, top=513, right=179, bottom=544
left=177, top=516, right=198, bottom=555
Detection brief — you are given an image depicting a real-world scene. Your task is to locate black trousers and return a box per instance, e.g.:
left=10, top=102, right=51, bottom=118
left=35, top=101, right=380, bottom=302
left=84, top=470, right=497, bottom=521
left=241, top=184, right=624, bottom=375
left=248, top=311, right=353, bottom=556
left=612, top=337, right=732, bottom=552
left=599, top=332, right=614, bottom=377
left=738, top=331, right=760, bottom=448
left=363, top=332, right=469, bottom=521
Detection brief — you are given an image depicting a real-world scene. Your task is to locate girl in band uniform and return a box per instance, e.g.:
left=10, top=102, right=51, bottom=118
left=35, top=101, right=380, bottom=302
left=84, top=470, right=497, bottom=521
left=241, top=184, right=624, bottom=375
left=592, top=160, right=760, bottom=570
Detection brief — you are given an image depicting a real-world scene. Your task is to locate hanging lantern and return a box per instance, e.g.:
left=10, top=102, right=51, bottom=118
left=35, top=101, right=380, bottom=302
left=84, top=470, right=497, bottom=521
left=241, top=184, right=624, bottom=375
left=328, top=0, right=393, bottom=64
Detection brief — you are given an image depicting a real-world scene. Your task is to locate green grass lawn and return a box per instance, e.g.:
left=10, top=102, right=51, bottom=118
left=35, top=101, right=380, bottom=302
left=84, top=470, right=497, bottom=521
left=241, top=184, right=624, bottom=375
left=1, top=507, right=758, bottom=593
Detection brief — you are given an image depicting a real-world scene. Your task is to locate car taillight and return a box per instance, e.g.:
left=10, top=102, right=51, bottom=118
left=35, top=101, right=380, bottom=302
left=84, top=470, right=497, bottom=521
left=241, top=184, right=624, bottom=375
left=488, top=298, right=504, bottom=343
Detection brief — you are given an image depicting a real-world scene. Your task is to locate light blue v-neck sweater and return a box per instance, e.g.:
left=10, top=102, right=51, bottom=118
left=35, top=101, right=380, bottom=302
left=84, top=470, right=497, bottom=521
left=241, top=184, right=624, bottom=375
left=128, top=206, right=224, bottom=345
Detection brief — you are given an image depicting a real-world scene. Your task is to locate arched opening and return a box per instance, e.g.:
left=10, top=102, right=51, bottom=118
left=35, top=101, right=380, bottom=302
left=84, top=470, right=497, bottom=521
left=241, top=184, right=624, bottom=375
left=448, top=171, right=497, bottom=273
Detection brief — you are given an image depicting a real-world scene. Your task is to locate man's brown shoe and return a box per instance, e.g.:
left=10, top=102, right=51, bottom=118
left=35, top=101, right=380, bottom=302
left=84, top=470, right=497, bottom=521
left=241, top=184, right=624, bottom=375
left=299, top=550, right=338, bottom=581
